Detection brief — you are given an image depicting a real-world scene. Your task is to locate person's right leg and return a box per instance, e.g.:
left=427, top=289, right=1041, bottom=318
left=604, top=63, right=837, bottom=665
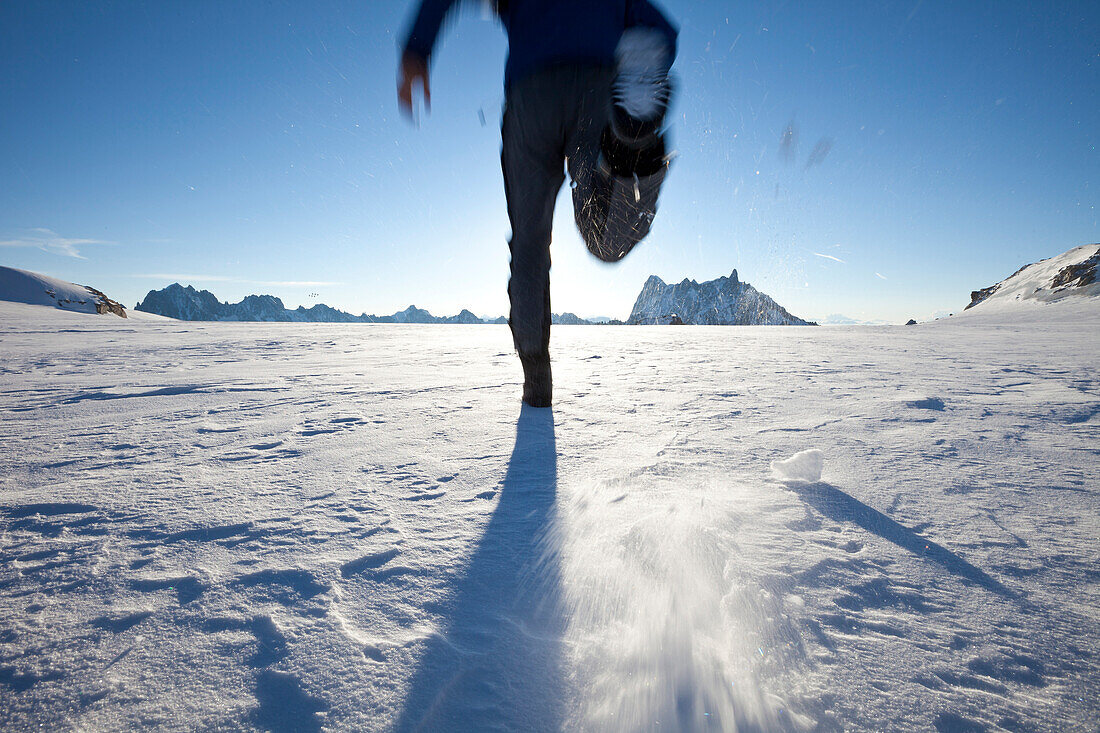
left=501, top=69, right=571, bottom=407
left=570, top=33, right=673, bottom=263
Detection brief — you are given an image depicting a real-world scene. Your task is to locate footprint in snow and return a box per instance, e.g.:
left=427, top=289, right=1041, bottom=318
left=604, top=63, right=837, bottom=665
left=233, top=568, right=330, bottom=604
left=252, top=670, right=327, bottom=733
left=196, top=424, right=243, bottom=434
left=130, top=575, right=207, bottom=604
left=203, top=615, right=289, bottom=667
left=905, top=396, right=946, bottom=411
left=340, top=548, right=400, bottom=578
left=300, top=426, right=339, bottom=437
left=402, top=491, right=446, bottom=502
left=90, top=610, right=154, bottom=633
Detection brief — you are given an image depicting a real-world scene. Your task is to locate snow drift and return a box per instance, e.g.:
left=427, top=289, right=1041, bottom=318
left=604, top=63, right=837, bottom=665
left=771, top=448, right=825, bottom=483
left=0, top=265, right=127, bottom=317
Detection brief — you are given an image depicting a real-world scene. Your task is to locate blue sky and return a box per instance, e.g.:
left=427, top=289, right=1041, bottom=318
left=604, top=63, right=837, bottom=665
left=1, top=0, right=1096, bottom=323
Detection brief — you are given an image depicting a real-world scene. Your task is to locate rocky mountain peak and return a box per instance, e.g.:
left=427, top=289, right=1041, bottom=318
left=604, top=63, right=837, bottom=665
left=628, top=269, right=813, bottom=326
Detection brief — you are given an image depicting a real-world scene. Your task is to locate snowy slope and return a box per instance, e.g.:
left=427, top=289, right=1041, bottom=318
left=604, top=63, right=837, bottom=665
left=0, top=265, right=127, bottom=316
left=965, top=243, right=1100, bottom=312
left=0, top=308, right=1097, bottom=731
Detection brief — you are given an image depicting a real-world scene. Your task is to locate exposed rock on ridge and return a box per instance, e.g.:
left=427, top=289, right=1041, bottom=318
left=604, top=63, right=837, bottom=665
left=0, top=265, right=126, bottom=317
left=966, top=244, right=1100, bottom=310
left=627, top=270, right=814, bottom=325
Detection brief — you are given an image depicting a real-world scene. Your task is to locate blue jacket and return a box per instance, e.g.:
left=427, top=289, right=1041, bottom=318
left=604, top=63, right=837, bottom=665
left=402, top=0, right=677, bottom=89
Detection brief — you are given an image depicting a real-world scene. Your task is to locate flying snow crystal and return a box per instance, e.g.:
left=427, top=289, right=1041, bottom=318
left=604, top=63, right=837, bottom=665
left=805, top=138, right=833, bottom=169
left=771, top=449, right=824, bottom=483
left=780, top=120, right=797, bottom=162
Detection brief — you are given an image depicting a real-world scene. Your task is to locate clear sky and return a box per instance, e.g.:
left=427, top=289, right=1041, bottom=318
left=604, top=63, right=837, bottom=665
left=2, top=0, right=1097, bottom=323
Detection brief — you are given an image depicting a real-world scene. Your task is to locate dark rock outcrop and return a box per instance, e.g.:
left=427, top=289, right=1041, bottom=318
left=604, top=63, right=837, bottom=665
left=82, top=285, right=127, bottom=317
left=1051, top=248, right=1100, bottom=289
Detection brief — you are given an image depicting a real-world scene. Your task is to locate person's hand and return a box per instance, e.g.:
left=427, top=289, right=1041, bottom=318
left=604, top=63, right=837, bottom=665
left=397, top=51, right=430, bottom=124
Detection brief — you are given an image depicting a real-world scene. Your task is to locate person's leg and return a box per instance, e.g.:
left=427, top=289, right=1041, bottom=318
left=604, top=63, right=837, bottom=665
left=501, top=70, right=569, bottom=407
left=573, top=131, right=669, bottom=262
left=565, top=68, right=613, bottom=245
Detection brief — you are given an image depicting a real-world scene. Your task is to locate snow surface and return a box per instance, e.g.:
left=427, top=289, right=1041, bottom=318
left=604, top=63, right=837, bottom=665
left=0, top=299, right=1098, bottom=731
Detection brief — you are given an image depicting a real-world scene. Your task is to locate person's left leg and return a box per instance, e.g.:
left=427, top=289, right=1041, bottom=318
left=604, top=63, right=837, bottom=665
left=502, top=68, right=574, bottom=407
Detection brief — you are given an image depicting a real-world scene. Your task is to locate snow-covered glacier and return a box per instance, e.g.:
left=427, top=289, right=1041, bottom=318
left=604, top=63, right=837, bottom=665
left=0, top=286, right=1097, bottom=731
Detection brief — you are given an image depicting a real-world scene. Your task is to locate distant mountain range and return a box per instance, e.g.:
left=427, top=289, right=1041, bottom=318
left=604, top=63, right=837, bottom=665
left=135, top=273, right=814, bottom=326
left=134, top=283, right=597, bottom=325
left=10, top=245, right=1098, bottom=326
left=627, top=270, right=815, bottom=325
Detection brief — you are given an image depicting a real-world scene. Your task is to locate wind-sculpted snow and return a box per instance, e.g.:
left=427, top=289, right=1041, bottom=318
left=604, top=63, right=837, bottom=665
left=0, top=299, right=1097, bottom=731
left=772, top=448, right=825, bottom=483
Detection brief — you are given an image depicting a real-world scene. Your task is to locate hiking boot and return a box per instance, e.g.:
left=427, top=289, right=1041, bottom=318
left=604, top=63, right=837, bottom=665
left=574, top=129, right=670, bottom=262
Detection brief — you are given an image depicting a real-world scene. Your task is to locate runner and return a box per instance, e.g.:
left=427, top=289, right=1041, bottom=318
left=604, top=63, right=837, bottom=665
left=399, top=0, right=678, bottom=407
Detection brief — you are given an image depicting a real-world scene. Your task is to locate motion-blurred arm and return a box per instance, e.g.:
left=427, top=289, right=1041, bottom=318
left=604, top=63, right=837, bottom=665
left=398, top=0, right=463, bottom=120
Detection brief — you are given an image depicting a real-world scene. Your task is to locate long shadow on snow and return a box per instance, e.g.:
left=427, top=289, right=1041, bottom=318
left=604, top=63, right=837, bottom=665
left=394, top=404, right=566, bottom=731
left=789, top=482, right=1016, bottom=599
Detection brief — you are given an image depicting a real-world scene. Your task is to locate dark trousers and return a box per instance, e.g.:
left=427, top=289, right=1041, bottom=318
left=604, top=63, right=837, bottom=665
left=501, top=65, right=614, bottom=357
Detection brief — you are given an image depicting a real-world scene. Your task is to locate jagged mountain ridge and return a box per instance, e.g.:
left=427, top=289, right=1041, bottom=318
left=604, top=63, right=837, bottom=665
left=135, top=283, right=586, bottom=324
left=627, top=270, right=814, bottom=325
left=139, top=271, right=815, bottom=326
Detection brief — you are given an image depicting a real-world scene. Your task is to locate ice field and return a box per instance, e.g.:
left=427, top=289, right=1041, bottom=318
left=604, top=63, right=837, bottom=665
left=0, top=301, right=1097, bottom=731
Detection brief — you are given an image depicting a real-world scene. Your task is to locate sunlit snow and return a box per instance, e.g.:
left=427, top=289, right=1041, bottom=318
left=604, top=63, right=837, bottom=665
left=0, top=300, right=1097, bottom=731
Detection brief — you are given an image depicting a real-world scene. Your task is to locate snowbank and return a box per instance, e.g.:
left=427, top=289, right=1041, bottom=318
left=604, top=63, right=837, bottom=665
left=965, top=243, right=1100, bottom=312
left=0, top=265, right=128, bottom=316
